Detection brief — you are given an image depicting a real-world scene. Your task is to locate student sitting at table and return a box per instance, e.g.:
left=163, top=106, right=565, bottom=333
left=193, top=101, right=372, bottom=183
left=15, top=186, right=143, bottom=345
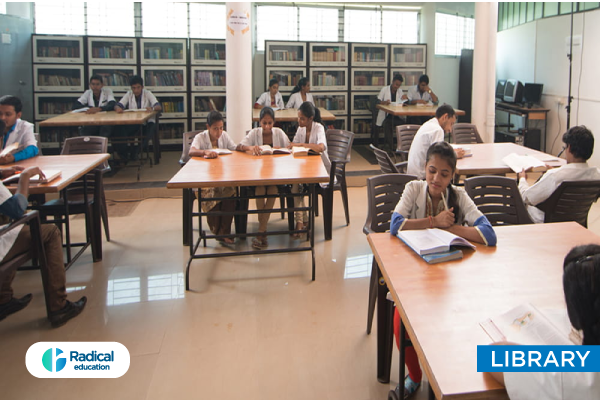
left=376, top=73, right=409, bottom=128
left=0, top=95, right=38, bottom=165
left=518, top=125, right=600, bottom=223
left=288, top=102, right=330, bottom=238
left=407, top=74, right=439, bottom=105
left=113, top=75, right=162, bottom=161
left=254, top=78, right=285, bottom=110
left=286, top=77, right=314, bottom=109
left=236, top=107, right=290, bottom=249
left=390, top=141, right=496, bottom=398
left=189, top=111, right=237, bottom=245
left=490, top=244, right=600, bottom=400
left=406, top=104, right=464, bottom=180
left=73, top=74, right=116, bottom=137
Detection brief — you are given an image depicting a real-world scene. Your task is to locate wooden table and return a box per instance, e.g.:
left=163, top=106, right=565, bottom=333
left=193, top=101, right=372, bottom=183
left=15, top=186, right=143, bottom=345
left=368, top=222, right=600, bottom=399
left=167, top=151, right=329, bottom=289
left=252, top=107, right=336, bottom=122
left=6, top=154, right=110, bottom=266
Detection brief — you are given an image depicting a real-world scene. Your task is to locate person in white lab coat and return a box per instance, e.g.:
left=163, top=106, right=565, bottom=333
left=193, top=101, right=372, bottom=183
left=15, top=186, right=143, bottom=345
left=254, top=78, right=285, bottom=110
left=286, top=77, right=314, bottom=109
left=376, top=74, right=408, bottom=127
left=73, top=74, right=116, bottom=137
left=0, top=96, right=38, bottom=165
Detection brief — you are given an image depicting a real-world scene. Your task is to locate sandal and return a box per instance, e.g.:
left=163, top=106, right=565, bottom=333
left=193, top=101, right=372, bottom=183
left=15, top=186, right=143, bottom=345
left=291, top=222, right=306, bottom=239
left=395, top=375, right=420, bottom=399
left=252, top=236, right=268, bottom=249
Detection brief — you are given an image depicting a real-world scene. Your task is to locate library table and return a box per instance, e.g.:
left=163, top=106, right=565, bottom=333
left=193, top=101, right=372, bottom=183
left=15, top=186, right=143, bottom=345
left=252, top=107, right=336, bottom=122
left=5, top=154, right=110, bottom=268
left=167, top=151, right=329, bottom=290
left=368, top=222, right=600, bottom=399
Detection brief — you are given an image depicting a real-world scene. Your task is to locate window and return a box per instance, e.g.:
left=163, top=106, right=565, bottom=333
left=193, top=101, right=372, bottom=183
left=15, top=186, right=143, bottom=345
left=142, top=2, right=187, bottom=38
left=299, top=7, right=338, bottom=42
left=435, top=12, right=474, bottom=57
left=87, top=3, right=135, bottom=37
left=0, top=2, right=6, bottom=14
left=35, top=1, right=85, bottom=35
left=256, top=6, right=298, bottom=52
left=382, top=11, right=419, bottom=44
left=344, top=9, right=381, bottom=43
left=189, top=3, right=226, bottom=39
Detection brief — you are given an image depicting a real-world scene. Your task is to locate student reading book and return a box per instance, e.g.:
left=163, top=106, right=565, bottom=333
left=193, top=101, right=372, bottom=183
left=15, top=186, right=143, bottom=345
left=0, top=96, right=39, bottom=165
left=389, top=141, right=496, bottom=398
left=236, top=107, right=290, bottom=249
left=396, top=228, right=476, bottom=264
left=489, top=244, right=600, bottom=400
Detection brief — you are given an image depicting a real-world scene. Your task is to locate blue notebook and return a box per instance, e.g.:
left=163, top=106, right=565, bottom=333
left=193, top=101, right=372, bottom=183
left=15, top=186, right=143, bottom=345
left=421, top=247, right=463, bottom=264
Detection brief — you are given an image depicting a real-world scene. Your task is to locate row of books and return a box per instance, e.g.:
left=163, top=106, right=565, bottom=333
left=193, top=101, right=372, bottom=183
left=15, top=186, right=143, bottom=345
left=314, top=96, right=345, bottom=111
left=37, top=46, right=80, bottom=58
left=40, top=129, right=73, bottom=142
left=94, top=71, right=132, bottom=87
left=160, top=101, right=185, bottom=113
left=91, top=45, right=134, bottom=59
left=353, top=119, right=372, bottom=134
left=194, top=97, right=225, bottom=112
left=159, top=125, right=185, bottom=139
left=144, top=47, right=184, bottom=60
left=38, top=74, right=81, bottom=86
left=393, top=50, right=424, bottom=63
left=353, top=97, right=373, bottom=111
left=38, top=101, right=74, bottom=115
left=269, top=50, right=303, bottom=62
left=194, top=45, right=226, bottom=61
left=353, top=75, right=385, bottom=86
left=312, top=48, right=346, bottom=62
left=269, top=73, right=303, bottom=87
left=312, top=72, right=345, bottom=87
left=353, top=51, right=385, bottom=62
left=193, top=71, right=226, bottom=87
left=144, top=71, right=184, bottom=87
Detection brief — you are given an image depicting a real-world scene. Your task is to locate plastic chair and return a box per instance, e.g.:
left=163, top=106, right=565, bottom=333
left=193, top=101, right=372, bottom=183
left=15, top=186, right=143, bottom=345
left=395, top=124, right=420, bottom=162
left=536, top=180, right=600, bottom=228
left=451, top=123, right=483, bottom=144
left=179, top=131, right=200, bottom=166
left=370, top=144, right=408, bottom=174
left=315, top=129, right=354, bottom=241
left=464, top=176, right=533, bottom=225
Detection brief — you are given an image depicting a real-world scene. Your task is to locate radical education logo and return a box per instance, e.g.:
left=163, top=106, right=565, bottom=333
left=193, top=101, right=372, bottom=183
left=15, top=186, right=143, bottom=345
left=26, top=342, right=130, bottom=378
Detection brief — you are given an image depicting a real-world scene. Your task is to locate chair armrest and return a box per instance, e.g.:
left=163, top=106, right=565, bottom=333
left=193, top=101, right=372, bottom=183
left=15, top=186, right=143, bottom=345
left=395, top=161, right=408, bottom=174
left=0, top=211, right=40, bottom=236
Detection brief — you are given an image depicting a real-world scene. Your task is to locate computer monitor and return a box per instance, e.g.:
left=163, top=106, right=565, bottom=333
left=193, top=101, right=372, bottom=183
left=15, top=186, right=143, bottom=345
left=523, top=83, right=544, bottom=106
left=503, top=79, right=524, bottom=103
left=496, top=79, right=507, bottom=100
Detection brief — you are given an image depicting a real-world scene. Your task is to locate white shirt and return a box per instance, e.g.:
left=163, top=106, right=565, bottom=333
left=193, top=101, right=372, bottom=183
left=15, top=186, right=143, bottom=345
left=407, top=85, right=434, bottom=103
left=406, top=117, right=444, bottom=179
left=376, top=85, right=406, bottom=126
left=5, top=119, right=37, bottom=153
left=255, top=92, right=284, bottom=109
left=286, top=92, right=314, bottom=109
left=293, top=121, right=330, bottom=173
left=519, top=162, right=600, bottom=223
left=505, top=370, right=600, bottom=400
left=117, top=89, right=159, bottom=123
left=77, top=87, right=115, bottom=108
left=0, top=182, right=22, bottom=261
left=191, top=130, right=237, bottom=151
left=240, top=127, right=290, bottom=148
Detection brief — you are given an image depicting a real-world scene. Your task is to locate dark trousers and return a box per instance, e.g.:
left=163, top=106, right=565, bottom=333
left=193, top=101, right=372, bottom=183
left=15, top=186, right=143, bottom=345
left=113, top=122, right=156, bottom=159
left=80, top=125, right=113, bottom=138
left=207, top=199, right=235, bottom=236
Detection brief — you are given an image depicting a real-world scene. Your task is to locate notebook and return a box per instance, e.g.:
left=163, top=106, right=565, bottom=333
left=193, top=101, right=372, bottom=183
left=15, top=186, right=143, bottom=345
left=396, top=228, right=476, bottom=256
left=2, top=169, right=62, bottom=185
left=292, top=146, right=321, bottom=157
left=502, top=153, right=547, bottom=173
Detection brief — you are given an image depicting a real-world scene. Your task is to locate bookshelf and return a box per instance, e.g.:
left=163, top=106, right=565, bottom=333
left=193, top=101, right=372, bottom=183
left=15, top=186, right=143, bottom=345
left=34, top=93, right=80, bottom=119
left=142, top=66, right=186, bottom=92
left=310, top=68, right=347, bottom=91
left=351, top=116, right=373, bottom=139
left=312, top=93, right=347, bottom=116
left=309, top=42, right=348, bottom=67
left=88, top=65, right=137, bottom=93
left=34, top=65, right=84, bottom=92
left=351, top=68, right=387, bottom=91
left=266, top=67, right=307, bottom=93
left=351, top=44, right=388, bottom=67
left=324, top=117, right=347, bottom=131
left=33, top=35, right=83, bottom=64
left=158, top=119, right=188, bottom=145
left=141, top=38, right=187, bottom=65
left=191, top=39, right=226, bottom=65
left=391, top=68, right=427, bottom=90
left=351, top=92, right=378, bottom=115
left=88, top=37, right=137, bottom=64
left=154, top=93, right=187, bottom=119
left=390, top=44, right=426, bottom=68
left=191, top=67, right=226, bottom=92
left=192, top=119, right=227, bottom=131
left=192, top=93, right=226, bottom=118
left=265, top=41, right=306, bottom=67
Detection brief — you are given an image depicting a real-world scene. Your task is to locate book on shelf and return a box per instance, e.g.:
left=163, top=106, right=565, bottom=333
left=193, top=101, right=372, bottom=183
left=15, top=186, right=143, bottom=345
left=480, top=303, right=579, bottom=345
left=292, top=146, right=321, bottom=157
left=256, top=145, right=291, bottom=155
left=396, top=228, right=476, bottom=256
left=502, top=152, right=547, bottom=173
left=2, top=169, right=62, bottom=185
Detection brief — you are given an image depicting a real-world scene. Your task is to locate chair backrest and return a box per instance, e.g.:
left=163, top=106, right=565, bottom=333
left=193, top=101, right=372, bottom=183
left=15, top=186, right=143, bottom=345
left=536, top=180, right=600, bottom=228
left=179, top=131, right=200, bottom=166
left=370, top=144, right=398, bottom=174
left=363, top=173, right=418, bottom=234
left=464, top=175, right=533, bottom=225
left=61, top=136, right=109, bottom=171
left=395, top=124, right=420, bottom=161
left=326, top=129, right=354, bottom=162
left=451, top=123, right=483, bottom=144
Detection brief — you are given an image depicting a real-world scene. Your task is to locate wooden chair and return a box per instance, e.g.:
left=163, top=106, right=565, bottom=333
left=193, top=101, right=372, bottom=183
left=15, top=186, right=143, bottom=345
left=536, top=180, right=600, bottom=228
left=395, top=124, right=420, bottom=162
left=451, top=123, right=483, bottom=144
left=370, top=144, right=407, bottom=174
left=315, top=129, right=354, bottom=241
left=464, top=176, right=533, bottom=225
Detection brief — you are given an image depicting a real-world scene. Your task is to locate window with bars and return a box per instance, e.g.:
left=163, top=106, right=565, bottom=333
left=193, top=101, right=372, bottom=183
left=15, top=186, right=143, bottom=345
left=298, top=7, right=339, bottom=42
left=141, top=2, right=188, bottom=38
left=189, top=3, right=226, bottom=39
left=343, top=9, right=382, bottom=43
left=256, top=6, right=298, bottom=52
left=34, top=2, right=85, bottom=35
left=382, top=11, right=419, bottom=44
left=0, top=2, right=6, bottom=14
left=435, top=12, right=474, bottom=57
left=87, top=3, right=135, bottom=37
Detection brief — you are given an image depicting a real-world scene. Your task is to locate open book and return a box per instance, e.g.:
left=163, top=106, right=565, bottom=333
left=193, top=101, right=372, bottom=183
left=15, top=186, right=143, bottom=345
left=502, top=152, right=547, bottom=173
left=397, top=228, right=476, bottom=256
left=209, top=148, right=232, bottom=155
left=450, top=144, right=472, bottom=157
left=480, top=303, right=578, bottom=345
left=257, top=145, right=291, bottom=155
left=71, top=107, right=89, bottom=113
left=0, top=142, right=20, bottom=158
left=2, top=169, right=62, bottom=185
left=292, top=146, right=321, bottom=157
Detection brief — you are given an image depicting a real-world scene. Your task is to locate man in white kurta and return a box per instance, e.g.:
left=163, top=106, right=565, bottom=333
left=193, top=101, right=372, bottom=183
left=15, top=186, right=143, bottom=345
left=73, top=75, right=116, bottom=137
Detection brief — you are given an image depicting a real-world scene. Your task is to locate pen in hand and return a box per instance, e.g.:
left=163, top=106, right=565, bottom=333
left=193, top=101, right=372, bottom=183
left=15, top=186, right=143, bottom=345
left=441, top=191, right=449, bottom=211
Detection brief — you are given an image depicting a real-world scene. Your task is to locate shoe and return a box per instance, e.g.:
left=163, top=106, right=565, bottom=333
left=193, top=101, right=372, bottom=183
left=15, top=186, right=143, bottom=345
left=252, top=236, right=268, bottom=249
left=49, top=296, right=87, bottom=328
left=395, top=375, right=421, bottom=399
left=0, top=294, right=32, bottom=321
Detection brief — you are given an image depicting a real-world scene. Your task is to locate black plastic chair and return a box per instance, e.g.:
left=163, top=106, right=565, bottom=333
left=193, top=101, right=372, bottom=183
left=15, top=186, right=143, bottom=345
left=395, top=124, right=419, bottom=162
left=536, top=180, right=600, bottom=228
left=451, top=123, right=483, bottom=144
left=370, top=144, right=407, bottom=174
left=464, top=175, right=533, bottom=225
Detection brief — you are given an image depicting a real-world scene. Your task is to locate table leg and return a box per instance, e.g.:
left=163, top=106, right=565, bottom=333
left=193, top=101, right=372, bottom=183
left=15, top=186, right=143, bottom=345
left=91, top=171, right=102, bottom=262
left=309, top=184, right=316, bottom=280
left=183, top=189, right=191, bottom=246
left=399, top=319, right=407, bottom=399
left=377, top=262, right=392, bottom=383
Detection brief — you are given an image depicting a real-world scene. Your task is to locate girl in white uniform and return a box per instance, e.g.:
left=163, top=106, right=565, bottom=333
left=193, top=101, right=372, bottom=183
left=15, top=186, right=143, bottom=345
left=254, top=79, right=284, bottom=109
left=286, top=77, right=314, bottom=109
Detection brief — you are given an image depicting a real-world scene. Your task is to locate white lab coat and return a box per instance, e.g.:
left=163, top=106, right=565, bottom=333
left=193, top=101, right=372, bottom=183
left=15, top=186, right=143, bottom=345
left=406, top=117, right=444, bottom=179
left=77, top=87, right=115, bottom=108
left=5, top=119, right=37, bottom=153
left=376, top=85, right=406, bottom=126
left=191, top=130, right=237, bottom=151
left=117, top=89, right=160, bottom=123
left=255, top=92, right=284, bottom=109
left=286, top=92, right=314, bottom=109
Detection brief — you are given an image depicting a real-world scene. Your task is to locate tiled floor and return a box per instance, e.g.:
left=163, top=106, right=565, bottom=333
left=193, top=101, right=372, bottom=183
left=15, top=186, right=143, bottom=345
left=2, top=150, right=600, bottom=400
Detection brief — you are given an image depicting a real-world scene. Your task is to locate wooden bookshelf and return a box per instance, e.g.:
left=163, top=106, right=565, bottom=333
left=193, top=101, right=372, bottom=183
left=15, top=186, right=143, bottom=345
left=191, top=39, right=226, bottom=65
left=191, top=67, right=226, bottom=92
left=142, top=66, right=186, bottom=92
left=141, top=38, right=187, bottom=65
left=266, top=67, right=307, bottom=92
left=88, top=37, right=137, bottom=64
left=309, top=42, right=348, bottom=67
left=33, top=35, right=83, bottom=64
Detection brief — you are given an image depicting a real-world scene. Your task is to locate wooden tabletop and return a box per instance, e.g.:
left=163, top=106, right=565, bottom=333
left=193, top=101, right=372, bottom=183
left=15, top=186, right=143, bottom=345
left=368, top=222, right=600, bottom=400
left=39, top=110, right=157, bottom=127
left=376, top=104, right=466, bottom=117
left=3, top=154, right=110, bottom=194
left=167, top=151, right=329, bottom=189
left=252, top=107, right=336, bottom=122
left=455, top=142, right=565, bottom=176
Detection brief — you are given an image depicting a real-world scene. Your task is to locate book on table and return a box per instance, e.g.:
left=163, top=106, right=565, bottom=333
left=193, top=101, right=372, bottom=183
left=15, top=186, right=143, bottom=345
left=257, top=145, right=291, bottom=155
left=292, top=146, right=321, bottom=157
left=450, top=144, right=472, bottom=157
left=71, top=107, right=89, bottom=113
left=502, top=152, right=547, bottom=173
left=210, top=148, right=232, bottom=155
left=396, top=228, right=476, bottom=264
left=480, top=303, right=579, bottom=345
left=2, top=169, right=62, bottom=185
left=0, top=142, right=20, bottom=158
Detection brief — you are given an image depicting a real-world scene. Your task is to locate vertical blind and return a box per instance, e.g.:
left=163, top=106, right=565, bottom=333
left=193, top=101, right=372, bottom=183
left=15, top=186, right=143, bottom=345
left=87, top=3, right=135, bottom=37
left=256, top=6, right=298, bottom=51
left=298, top=7, right=339, bottom=42
left=189, top=3, right=226, bottom=39
left=434, top=12, right=475, bottom=56
left=35, top=2, right=85, bottom=35
left=381, top=11, right=419, bottom=44
left=343, top=9, right=382, bottom=43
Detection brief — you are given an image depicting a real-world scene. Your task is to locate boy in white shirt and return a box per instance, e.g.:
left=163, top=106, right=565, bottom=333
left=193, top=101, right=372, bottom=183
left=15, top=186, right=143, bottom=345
left=73, top=74, right=116, bottom=137
left=0, top=95, right=38, bottom=165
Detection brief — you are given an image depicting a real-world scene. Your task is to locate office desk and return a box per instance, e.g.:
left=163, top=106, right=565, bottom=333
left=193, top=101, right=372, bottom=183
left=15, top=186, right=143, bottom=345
left=167, top=151, right=329, bottom=289
left=252, top=107, right=336, bottom=122
left=368, top=222, right=600, bottom=400
left=6, top=154, right=110, bottom=266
